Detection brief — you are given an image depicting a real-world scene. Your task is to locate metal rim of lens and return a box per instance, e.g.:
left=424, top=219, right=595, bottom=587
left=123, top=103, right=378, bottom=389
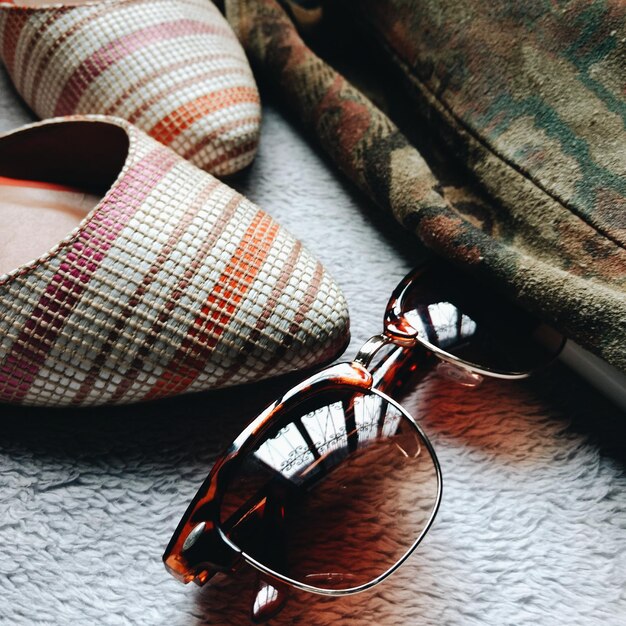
left=216, top=385, right=443, bottom=596
left=385, top=265, right=566, bottom=379
left=411, top=327, right=567, bottom=380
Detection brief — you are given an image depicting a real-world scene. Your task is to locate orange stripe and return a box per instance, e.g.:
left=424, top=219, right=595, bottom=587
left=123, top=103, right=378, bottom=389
left=145, top=210, right=279, bottom=399
left=70, top=178, right=221, bottom=406
left=213, top=240, right=303, bottom=387
left=257, top=261, right=326, bottom=378
left=0, top=175, right=84, bottom=193
left=126, top=64, right=250, bottom=125
left=182, top=116, right=260, bottom=162
left=113, top=193, right=243, bottom=403
left=148, top=86, right=259, bottom=146
left=106, top=52, right=245, bottom=118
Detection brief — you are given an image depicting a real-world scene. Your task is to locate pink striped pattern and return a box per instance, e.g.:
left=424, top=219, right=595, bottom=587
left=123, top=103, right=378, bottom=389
left=0, top=0, right=261, bottom=176
left=0, top=148, right=177, bottom=404
left=0, top=117, right=349, bottom=407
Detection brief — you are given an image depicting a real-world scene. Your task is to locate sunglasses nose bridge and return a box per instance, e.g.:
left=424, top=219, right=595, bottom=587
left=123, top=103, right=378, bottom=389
left=354, top=333, right=416, bottom=370
left=164, top=520, right=242, bottom=585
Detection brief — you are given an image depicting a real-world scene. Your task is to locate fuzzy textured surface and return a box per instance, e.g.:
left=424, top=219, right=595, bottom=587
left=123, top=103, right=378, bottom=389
left=0, top=70, right=625, bottom=624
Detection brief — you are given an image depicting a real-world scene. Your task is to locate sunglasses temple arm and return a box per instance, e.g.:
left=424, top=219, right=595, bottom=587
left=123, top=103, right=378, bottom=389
left=362, top=335, right=437, bottom=398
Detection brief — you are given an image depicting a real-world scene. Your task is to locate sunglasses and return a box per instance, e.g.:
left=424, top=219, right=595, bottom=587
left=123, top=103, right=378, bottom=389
left=163, top=263, right=565, bottom=622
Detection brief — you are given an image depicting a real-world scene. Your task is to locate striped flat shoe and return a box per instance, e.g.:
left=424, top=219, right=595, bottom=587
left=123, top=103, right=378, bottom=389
left=0, top=116, right=350, bottom=407
left=0, top=0, right=261, bottom=176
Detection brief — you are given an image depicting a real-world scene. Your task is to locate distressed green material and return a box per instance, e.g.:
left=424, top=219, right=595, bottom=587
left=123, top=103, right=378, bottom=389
left=225, top=0, right=626, bottom=371
left=353, top=0, right=626, bottom=249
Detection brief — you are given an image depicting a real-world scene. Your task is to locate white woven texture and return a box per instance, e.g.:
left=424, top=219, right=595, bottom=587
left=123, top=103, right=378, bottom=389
left=0, top=116, right=348, bottom=407
left=0, top=74, right=625, bottom=624
left=0, top=0, right=260, bottom=176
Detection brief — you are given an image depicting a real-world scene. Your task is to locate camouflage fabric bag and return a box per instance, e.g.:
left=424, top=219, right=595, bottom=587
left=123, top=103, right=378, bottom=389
left=225, top=0, right=626, bottom=372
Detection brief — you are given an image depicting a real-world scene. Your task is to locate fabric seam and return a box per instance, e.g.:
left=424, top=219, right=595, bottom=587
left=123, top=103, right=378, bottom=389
left=363, top=18, right=626, bottom=252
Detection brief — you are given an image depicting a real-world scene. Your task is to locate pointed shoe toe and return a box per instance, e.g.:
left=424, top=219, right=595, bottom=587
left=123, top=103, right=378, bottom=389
left=0, top=116, right=349, bottom=407
left=0, top=0, right=260, bottom=176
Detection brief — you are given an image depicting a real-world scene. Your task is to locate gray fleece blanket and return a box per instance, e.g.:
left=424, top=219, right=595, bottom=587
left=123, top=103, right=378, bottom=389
left=0, top=68, right=625, bottom=625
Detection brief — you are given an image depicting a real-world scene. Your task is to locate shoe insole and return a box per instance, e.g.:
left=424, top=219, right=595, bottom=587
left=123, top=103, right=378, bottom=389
left=0, top=176, right=101, bottom=276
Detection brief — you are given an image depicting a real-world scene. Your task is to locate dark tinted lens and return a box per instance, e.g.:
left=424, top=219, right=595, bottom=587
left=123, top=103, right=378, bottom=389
left=396, top=265, right=563, bottom=374
left=219, top=387, right=439, bottom=591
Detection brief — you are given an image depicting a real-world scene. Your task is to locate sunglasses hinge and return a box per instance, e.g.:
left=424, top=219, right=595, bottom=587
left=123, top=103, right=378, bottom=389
left=177, top=521, right=241, bottom=583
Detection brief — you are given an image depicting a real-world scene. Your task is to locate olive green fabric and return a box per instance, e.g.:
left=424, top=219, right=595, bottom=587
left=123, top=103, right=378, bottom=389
left=225, top=0, right=626, bottom=372
left=355, top=0, right=626, bottom=247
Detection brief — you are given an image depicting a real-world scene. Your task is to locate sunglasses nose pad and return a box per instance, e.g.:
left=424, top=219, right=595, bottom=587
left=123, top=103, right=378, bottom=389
left=250, top=575, right=290, bottom=623
left=244, top=490, right=291, bottom=622
left=436, top=361, right=483, bottom=387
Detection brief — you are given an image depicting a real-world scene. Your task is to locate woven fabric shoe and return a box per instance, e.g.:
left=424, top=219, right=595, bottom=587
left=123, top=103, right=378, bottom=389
left=0, top=116, right=349, bottom=407
left=0, top=0, right=261, bottom=176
